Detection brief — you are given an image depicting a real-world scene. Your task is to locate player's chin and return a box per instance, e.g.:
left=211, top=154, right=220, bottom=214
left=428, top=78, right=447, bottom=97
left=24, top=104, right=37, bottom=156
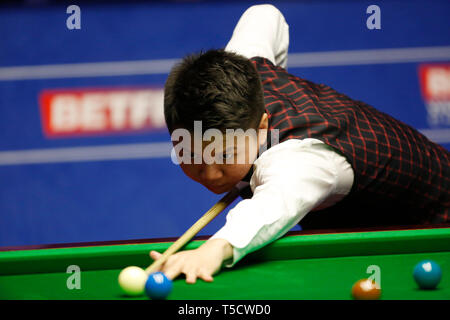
left=205, top=184, right=232, bottom=194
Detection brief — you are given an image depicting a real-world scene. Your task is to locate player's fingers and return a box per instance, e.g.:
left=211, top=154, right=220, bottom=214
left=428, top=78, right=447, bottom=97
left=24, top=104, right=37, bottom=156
left=185, top=271, right=197, bottom=284
left=198, top=269, right=214, bottom=282
left=149, top=250, right=162, bottom=260
left=163, top=262, right=183, bottom=280
left=163, top=269, right=180, bottom=281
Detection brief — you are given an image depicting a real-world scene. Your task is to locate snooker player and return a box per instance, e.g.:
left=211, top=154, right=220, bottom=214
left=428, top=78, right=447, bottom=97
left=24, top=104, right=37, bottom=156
left=150, top=5, right=450, bottom=284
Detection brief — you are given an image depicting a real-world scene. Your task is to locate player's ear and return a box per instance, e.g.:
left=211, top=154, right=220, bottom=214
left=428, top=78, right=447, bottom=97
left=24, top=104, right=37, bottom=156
left=257, top=113, right=268, bottom=147
left=258, top=113, right=268, bottom=130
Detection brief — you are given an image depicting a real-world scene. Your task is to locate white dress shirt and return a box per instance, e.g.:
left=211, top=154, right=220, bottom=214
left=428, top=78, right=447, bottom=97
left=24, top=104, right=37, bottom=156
left=210, top=4, right=355, bottom=266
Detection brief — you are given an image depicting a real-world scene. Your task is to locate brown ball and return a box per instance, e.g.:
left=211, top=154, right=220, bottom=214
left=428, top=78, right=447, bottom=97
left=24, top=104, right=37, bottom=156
left=351, top=279, right=381, bottom=300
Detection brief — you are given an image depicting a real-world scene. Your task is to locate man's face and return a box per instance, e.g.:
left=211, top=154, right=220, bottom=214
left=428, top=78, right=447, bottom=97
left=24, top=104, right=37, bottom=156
left=174, top=114, right=268, bottom=194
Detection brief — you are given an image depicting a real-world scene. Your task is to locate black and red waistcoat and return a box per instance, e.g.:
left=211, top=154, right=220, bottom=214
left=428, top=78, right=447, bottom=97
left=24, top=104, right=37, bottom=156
left=250, top=57, right=450, bottom=228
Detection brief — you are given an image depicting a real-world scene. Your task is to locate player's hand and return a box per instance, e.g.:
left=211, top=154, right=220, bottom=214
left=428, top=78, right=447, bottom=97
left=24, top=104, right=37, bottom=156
left=149, top=238, right=233, bottom=284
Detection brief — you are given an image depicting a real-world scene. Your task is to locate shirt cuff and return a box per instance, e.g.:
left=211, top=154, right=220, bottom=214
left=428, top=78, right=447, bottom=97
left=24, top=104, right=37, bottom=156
left=210, top=228, right=247, bottom=267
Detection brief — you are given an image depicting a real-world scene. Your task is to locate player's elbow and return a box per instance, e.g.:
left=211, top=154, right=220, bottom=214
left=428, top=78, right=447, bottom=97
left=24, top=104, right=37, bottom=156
left=243, top=4, right=285, bottom=22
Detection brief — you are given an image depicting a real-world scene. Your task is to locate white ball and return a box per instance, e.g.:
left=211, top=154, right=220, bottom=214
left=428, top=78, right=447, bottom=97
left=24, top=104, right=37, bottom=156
left=118, top=266, right=148, bottom=296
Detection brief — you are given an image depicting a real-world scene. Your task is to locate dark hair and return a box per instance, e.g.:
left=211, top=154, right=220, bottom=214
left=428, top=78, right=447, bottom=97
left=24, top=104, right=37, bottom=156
left=164, top=49, right=265, bottom=133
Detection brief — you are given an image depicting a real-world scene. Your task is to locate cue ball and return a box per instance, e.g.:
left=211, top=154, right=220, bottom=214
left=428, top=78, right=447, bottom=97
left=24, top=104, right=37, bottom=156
left=351, top=279, right=381, bottom=300
left=118, top=266, right=148, bottom=296
left=413, top=260, right=442, bottom=289
left=145, top=272, right=173, bottom=300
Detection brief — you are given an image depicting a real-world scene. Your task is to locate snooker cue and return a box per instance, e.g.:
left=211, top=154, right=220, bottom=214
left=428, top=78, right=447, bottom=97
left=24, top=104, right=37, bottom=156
left=145, top=185, right=241, bottom=275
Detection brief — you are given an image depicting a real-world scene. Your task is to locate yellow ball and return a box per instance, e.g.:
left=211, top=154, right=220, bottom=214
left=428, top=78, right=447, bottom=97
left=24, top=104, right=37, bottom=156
left=118, top=266, right=148, bottom=296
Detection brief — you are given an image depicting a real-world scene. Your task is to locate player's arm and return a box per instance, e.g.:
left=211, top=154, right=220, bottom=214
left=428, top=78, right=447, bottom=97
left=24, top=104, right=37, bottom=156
left=210, top=139, right=354, bottom=267
left=225, top=4, right=289, bottom=68
left=150, top=139, right=353, bottom=281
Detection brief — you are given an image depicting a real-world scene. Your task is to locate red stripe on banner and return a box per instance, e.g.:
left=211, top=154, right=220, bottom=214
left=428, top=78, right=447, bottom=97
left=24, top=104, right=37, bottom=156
left=39, top=86, right=166, bottom=138
left=418, top=64, right=450, bottom=101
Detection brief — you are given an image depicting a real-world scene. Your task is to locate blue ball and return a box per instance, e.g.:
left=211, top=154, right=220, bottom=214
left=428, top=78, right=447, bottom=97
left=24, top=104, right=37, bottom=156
left=145, top=272, right=172, bottom=299
left=413, top=260, right=442, bottom=290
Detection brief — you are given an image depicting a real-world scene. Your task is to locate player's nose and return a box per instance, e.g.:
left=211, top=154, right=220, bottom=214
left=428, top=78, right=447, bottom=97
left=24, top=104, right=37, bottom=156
left=200, top=164, right=223, bottom=182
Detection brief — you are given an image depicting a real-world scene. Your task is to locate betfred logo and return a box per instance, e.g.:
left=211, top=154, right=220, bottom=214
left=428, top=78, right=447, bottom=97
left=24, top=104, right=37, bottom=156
left=39, top=87, right=165, bottom=138
left=418, top=64, right=450, bottom=127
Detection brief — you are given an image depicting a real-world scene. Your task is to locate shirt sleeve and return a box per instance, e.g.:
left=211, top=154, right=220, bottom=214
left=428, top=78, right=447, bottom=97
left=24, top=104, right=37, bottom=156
left=210, top=139, right=354, bottom=267
left=224, top=4, right=289, bottom=68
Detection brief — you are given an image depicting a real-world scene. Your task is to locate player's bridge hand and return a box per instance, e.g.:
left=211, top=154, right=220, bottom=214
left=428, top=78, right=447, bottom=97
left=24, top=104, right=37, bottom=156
left=149, top=249, right=216, bottom=284
left=149, top=239, right=233, bottom=284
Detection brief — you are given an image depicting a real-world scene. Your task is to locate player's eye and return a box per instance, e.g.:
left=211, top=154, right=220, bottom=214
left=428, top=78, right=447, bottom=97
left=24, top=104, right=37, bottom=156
left=222, top=153, right=233, bottom=160
left=218, top=152, right=235, bottom=162
left=191, top=152, right=199, bottom=159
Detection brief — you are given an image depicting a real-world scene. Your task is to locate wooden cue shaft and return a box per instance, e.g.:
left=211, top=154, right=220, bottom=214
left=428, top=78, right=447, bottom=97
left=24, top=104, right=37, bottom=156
left=145, top=186, right=241, bottom=275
